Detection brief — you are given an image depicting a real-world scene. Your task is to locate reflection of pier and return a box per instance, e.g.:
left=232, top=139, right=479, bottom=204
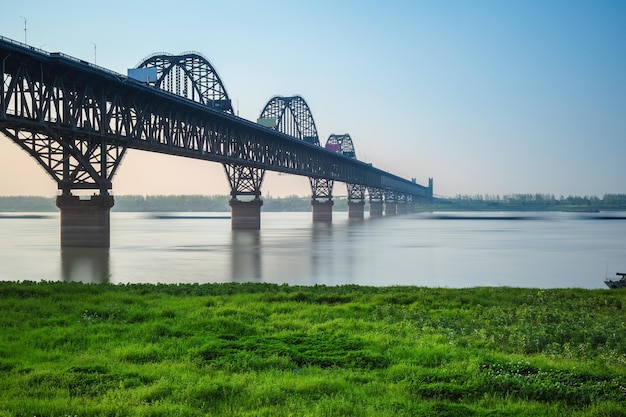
left=230, top=230, right=262, bottom=282
left=311, top=222, right=334, bottom=282
left=61, top=247, right=110, bottom=283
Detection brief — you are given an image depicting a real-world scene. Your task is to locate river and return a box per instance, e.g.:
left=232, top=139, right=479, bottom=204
left=1, top=211, right=624, bottom=288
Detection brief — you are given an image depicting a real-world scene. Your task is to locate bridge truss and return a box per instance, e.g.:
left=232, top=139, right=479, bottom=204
left=259, top=96, right=336, bottom=203
left=136, top=52, right=233, bottom=112
left=324, top=134, right=366, bottom=203
left=0, top=36, right=431, bottom=202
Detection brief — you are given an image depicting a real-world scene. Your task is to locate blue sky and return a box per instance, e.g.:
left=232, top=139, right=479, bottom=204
left=1, top=0, right=624, bottom=197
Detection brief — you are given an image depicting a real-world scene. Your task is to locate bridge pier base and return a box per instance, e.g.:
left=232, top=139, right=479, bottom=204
left=348, top=201, right=365, bottom=219
left=56, top=194, right=114, bottom=248
left=369, top=201, right=383, bottom=217
left=396, top=202, right=407, bottom=215
left=311, top=200, right=333, bottom=222
left=385, top=202, right=397, bottom=216
left=229, top=199, right=263, bottom=230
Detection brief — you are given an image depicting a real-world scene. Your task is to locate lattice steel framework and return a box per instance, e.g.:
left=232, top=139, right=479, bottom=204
left=224, top=161, right=265, bottom=199
left=0, top=53, right=127, bottom=194
left=368, top=187, right=383, bottom=203
left=325, top=133, right=366, bottom=202
left=136, top=52, right=233, bottom=112
left=259, top=96, right=320, bottom=145
left=2, top=129, right=124, bottom=195
left=0, top=37, right=432, bottom=200
left=136, top=51, right=265, bottom=200
left=324, top=133, right=355, bottom=158
left=259, top=95, right=334, bottom=201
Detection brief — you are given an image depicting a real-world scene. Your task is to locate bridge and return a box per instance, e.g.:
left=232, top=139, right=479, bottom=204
left=0, top=36, right=432, bottom=247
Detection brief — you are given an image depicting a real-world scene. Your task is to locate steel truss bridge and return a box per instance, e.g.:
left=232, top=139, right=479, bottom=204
left=0, top=36, right=432, bottom=245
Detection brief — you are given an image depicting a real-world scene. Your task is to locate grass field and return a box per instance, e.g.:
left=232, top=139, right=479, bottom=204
left=0, top=282, right=624, bottom=416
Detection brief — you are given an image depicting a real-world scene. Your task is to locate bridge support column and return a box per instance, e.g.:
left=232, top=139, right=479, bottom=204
left=369, top=201, right=383, bottom=217
left=229, top=199, right=263, bottom=230
left=348, top=201, right=365, bottom=219
left=396, top=202, right=407, bottom=215
left=56, top=194, right=114, bottom=248
left=406, top=196, right=415, bottom=213
left=367, top=188, right=383, bottom=217
left=310, top=177, right=334, bottom=223
left=385, top=202, right=397, bottom=215
left=311, top=200, right=333, bottom=222
left=224, top=164, right=265, bottom=230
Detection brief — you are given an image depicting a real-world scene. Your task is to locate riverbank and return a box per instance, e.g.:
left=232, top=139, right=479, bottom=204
left=0, top=282, right=624, bottom=416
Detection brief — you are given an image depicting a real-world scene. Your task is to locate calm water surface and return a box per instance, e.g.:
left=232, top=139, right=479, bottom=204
left=1, top=211, right=625, bottom=288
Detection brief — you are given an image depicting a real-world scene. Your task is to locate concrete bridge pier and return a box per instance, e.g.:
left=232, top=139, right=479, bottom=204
left=396, top=201, right=407, bottom=214
left=407, top=197, right=415, bottom=213
left=56, top=194, right=115, bottom=248
left=348, top=201, right=365, bottom=219
left=311, top=200, right=333, bottom=222
left=229, top=199, right=263, bottom=230
left=385, top=201, right=397, bottom=216
left=369, top=201, right=383, bottom=217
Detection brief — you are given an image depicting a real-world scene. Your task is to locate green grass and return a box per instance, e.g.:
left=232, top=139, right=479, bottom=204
left=0, top=282, right=624, bottom=416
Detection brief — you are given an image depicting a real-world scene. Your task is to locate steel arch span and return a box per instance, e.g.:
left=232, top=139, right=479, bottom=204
left=136, top=52, right=258, bottom=202
left=258, top=96, right=319, bottom=145
left=259, top=96, right=332, bottom=201
left=136, top=52, right=233, bottom=112
left=325, top=134, right=365, bottom=202
left=324, top=133, right=356, bottom=158
left=221, top=95, right=325, bottom=215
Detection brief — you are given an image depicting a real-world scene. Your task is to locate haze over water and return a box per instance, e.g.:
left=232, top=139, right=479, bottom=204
left=1, top=211, right=624, bottom=288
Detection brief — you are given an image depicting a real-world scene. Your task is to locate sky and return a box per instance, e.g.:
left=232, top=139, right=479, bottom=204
left=1, top=0, right=624, bottom=198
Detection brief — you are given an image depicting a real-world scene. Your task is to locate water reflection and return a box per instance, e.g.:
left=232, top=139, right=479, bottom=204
left=230, top=230, right=262, bottom=282
left=311, top=222, right=334, bottom=282
left=61, top=247, right=110, bottom=283
left=2, top=211, right=622, bottom=288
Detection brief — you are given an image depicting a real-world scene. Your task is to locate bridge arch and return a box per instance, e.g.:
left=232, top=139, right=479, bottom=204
left=258, top=95, right=331, bottom=217
left=325, top=134, right=366, bottom=209
left=324, top=134, right=356, bottom=159
left=135, top=52, right=233, bottom=112
left=258, top=96, right=319, bottom=145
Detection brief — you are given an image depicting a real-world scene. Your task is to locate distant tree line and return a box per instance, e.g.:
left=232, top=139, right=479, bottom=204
left=113, top=195, right=231, bottom=212
left=0, top=196, right=56, bottom=212
left=0, top=195, right=349, bottom=212
left=427, top=193, right=626, bottom=211
left=2, top=193, right=625, bottom=212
